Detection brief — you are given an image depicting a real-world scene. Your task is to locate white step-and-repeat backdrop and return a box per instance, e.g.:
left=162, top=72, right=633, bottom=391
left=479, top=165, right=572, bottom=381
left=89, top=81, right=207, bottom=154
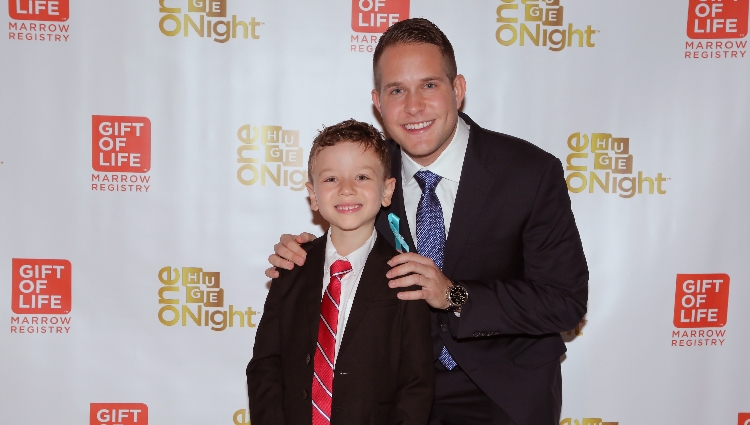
left=2, top=1, right=749, bottom=424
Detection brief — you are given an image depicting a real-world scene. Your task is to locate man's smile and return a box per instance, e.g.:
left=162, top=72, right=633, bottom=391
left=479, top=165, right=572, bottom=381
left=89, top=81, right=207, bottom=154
left=403, top=120, right=435, bottom=131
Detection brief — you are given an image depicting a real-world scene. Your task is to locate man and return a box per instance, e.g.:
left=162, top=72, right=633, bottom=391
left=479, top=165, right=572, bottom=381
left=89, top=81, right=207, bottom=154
left=264, top=18, right=588, bottom=425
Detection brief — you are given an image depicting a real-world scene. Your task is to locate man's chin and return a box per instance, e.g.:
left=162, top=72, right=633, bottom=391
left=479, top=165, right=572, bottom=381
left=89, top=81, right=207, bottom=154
left=399, top=144, right=441, bottom=161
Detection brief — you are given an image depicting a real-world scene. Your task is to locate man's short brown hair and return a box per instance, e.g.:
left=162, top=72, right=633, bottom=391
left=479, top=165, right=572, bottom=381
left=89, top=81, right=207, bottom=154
left=373, top=18, right=457, bottom=92
left=308, top=119, right=391, bottom=182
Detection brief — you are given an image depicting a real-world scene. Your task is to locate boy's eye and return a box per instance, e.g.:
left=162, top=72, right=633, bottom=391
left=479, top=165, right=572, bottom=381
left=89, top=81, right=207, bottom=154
left=323, top=176, right=336, bottom=182
left=356, top=174, right=370, bottom=180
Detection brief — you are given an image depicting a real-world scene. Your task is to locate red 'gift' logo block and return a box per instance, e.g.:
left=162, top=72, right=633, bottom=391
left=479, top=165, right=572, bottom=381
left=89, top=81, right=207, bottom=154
left=673, top=274, right=730, bottom=328
left=687, top=0, right=749, bottom=39
left=92, top=115, right=151, bottom=173
left=11, top=259, right=71, bottom=315
left=351, top=0, right=409, bottom=33
left=90, top=403, right=148, bottom=425
left=8, top=0, right=69, bottom=21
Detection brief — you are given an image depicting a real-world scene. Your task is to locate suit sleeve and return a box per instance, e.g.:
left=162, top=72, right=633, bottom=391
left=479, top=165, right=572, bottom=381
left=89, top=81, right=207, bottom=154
left=392, top=298, right=435, bottom=425
left=455, top=158, right=589, bottom=337
left=246, top=276, right=287, bottom=425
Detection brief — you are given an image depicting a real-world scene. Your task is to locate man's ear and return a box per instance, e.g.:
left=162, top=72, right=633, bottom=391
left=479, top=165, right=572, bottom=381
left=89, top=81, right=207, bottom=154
left=381, top=177, right=397, bottom=207
left=453, top=74, right=466, bottom=110
left=372, top=88, right=382, bottom=116
left=306, top=182, right=319, bottom=211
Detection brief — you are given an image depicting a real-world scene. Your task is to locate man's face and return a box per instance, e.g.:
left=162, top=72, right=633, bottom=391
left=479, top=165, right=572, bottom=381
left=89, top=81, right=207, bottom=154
left=372, top=43, right=466, bottom=167
left=306, top=142, right=396, bottom=238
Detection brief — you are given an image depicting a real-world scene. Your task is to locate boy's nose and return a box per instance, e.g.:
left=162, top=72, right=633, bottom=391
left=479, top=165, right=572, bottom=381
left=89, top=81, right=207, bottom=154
left=339, top=180, right=356, bottom=195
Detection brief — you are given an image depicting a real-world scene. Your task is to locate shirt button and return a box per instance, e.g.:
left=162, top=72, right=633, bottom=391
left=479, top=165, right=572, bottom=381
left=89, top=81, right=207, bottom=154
left=305, top=354, right=311, bottom=364
left=302, top=390, right=308, bottom=399
left=440, top=323, right=449, bottom=333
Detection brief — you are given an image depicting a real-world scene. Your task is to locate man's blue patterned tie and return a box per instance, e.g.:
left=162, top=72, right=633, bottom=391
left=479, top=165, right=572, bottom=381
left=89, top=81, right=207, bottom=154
left=414, top=170, right=458, bottom=371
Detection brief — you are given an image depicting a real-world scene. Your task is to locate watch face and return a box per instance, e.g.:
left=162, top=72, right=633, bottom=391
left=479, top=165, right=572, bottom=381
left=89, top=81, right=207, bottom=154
left=449, top=285, right=468, bottom=305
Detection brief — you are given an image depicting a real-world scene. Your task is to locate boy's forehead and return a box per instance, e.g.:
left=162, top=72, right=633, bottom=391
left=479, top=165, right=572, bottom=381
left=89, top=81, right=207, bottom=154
left=313, top=141, right=383, bottom=170
left=318, top=140, right=373, bottom=158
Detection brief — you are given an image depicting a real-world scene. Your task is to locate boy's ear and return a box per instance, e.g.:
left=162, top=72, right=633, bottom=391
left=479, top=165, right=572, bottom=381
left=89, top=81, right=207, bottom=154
left=381, top=177, right=396, bottom=207
left=306, top=182, right=319, bottom=211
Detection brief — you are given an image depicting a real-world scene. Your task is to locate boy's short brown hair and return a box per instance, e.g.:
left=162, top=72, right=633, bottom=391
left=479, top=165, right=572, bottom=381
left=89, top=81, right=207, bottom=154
left=307, top=119, right=391, bottom=182
left=373, top=18, right=457, bottom=92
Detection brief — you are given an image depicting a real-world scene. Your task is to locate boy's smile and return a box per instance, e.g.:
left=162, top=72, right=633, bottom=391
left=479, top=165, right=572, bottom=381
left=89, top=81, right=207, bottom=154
left=335, top=203, right=363, bottom=213
left=306, top=141, right=396, bottom=256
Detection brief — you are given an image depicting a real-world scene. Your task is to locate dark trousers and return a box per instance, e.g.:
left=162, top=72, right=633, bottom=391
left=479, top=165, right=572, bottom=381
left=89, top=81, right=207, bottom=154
left=429, top=362, right=516, bottom=425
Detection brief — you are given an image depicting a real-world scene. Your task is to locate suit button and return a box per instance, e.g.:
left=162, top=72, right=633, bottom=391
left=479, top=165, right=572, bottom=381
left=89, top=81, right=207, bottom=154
left=302, top=390, right=307, bottom=399
left=305, top=354, right=311, bottom=364
left=440, top=323, right=449, bottom=333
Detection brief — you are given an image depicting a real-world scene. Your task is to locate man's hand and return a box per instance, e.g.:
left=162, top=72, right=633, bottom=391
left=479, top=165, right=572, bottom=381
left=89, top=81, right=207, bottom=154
left=264, top=232, right=317, bottom=279
left=386, top=253, right=452, bottom=309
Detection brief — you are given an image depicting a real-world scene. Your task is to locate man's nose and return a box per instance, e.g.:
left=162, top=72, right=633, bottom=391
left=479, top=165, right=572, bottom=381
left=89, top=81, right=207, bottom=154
left=405, top=91, right=425, bottom=116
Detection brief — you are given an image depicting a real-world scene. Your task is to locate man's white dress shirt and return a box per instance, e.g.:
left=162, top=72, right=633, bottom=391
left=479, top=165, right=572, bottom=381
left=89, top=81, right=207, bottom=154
left=401, top=117, right=470, bottom=249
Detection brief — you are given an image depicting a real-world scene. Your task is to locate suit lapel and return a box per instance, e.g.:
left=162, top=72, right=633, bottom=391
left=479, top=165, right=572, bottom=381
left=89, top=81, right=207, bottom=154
left=337, top=235, right=391, bottom=357
left=375, top=146, right=416, bottom=253
left=443, top=121, right=496, bottom=278
left=304, top=237, right=327, bottom=348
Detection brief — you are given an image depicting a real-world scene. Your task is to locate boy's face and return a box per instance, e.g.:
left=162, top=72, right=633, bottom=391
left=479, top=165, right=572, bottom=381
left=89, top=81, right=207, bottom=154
left=306, top=141, right=396, bottom=235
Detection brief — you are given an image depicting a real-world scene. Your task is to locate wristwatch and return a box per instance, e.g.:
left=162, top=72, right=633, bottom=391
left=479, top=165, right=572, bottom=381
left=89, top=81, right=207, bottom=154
left=445, top=282, right=468, bottom=311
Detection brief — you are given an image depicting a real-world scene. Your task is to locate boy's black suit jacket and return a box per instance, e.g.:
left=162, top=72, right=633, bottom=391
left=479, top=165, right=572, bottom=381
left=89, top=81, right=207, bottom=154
left=375, top=112, right=589, bottom=424
left=247, top=232, right=434, bottom=425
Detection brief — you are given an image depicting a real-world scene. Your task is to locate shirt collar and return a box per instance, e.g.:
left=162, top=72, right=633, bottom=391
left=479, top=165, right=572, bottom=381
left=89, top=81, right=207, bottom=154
left=401, top=116, right=470, bottom=185
left=324, top=228, right=377, bottom=277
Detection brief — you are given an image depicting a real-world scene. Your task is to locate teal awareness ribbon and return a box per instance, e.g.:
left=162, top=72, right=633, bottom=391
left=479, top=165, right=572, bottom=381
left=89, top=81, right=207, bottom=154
left=388, top=213, right=410, bottom=252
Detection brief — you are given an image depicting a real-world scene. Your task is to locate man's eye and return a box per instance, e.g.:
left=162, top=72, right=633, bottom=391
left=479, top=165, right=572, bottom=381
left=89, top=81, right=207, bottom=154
left=425, top=83, right=436, bottom=89
left=390, top=88, right=403, bottom=95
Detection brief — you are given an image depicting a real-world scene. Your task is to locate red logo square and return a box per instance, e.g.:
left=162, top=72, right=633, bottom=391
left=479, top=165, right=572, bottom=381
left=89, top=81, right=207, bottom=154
left=90, top=403, right=148, bottom=425
left=8, top=0, right=69, bottom=21
left=11, top=259, right=71, bottom=315
left=673, top=274, right=730, bottom=328
left=739, top=413, right=750, bottom=425
left=92, top=116, right=151, bottom=173
left=687, top=0, right=749, bottom=39
left=351, top=0, right=409, bottom=33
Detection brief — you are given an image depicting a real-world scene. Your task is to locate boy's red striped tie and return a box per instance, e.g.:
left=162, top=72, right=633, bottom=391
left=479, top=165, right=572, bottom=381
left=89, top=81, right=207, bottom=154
left=312, top=259, right=351, bottom=424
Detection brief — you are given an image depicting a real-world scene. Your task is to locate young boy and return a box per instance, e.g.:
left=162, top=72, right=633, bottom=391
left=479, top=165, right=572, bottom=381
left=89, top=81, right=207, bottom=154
left=247, top=119, right=434, bottom=425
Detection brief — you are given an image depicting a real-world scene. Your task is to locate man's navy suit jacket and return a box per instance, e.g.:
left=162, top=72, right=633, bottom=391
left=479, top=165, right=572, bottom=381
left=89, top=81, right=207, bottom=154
left=375, top=112, right=589, bottom=425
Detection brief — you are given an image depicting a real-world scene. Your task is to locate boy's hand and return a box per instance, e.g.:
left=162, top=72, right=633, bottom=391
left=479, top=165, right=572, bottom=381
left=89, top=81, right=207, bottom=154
left=386, top=253, right=452, bottom=310
left=264, top=232, right=317, bottom=278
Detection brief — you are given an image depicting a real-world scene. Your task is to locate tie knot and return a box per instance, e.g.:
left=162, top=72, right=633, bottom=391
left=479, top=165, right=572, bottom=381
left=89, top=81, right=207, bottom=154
left=330, top=259, right=352, bottom=277
left=414, top=170, right=442, bottom=194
